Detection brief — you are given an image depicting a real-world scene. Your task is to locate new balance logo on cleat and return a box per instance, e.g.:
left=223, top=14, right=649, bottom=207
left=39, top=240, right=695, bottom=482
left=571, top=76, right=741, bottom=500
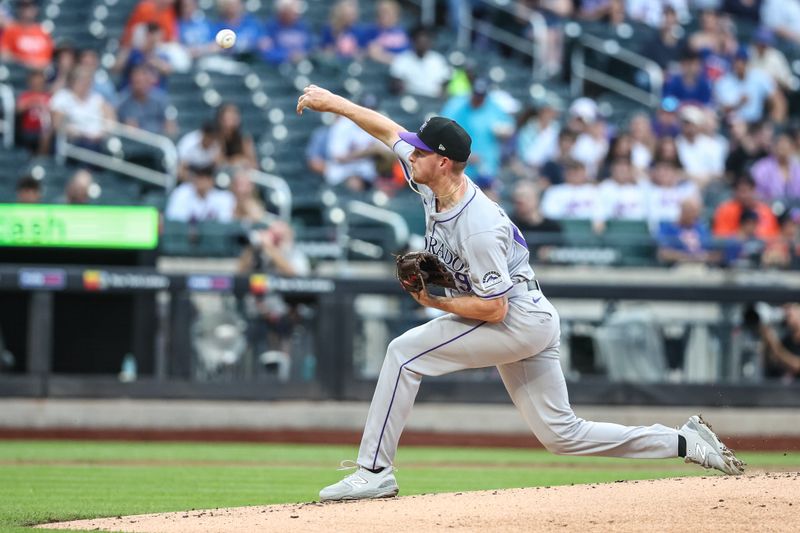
left=349, top=476, right=368, bottom=485
left=695, top=443, right=709, bottom=467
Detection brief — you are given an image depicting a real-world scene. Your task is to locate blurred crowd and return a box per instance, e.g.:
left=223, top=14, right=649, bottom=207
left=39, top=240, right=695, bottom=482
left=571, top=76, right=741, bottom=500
left=2, top=0, right=800, bottom=270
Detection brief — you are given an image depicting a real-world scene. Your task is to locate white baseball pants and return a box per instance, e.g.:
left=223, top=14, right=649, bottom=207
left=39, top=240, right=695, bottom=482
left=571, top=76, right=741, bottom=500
left=357, top=293, right=679, bottom=470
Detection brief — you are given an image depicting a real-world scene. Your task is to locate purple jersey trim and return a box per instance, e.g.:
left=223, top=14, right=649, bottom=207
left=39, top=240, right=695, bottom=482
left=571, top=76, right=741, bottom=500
left=371, top=320, right=487, bottom=470
left=512, top=225, right=529, bottom=249
left=435, top=186, right=477, bottom=223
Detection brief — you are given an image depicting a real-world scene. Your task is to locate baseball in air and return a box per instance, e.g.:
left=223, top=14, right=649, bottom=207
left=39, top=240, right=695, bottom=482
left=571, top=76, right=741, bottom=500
left=215, top=29, right=236, bottom=49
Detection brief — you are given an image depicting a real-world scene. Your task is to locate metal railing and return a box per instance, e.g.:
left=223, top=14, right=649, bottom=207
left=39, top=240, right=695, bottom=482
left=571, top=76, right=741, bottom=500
left=413, top=0, right=548, bottom=80
left=0, top=83, right=14, bottom=148
left=570, top=33, right=663, bottom=108
left=55, top=117, right=178, bottom=190
left=247, top=168, right=293, bottom=222
left=347, top=200, right=410, bottom=249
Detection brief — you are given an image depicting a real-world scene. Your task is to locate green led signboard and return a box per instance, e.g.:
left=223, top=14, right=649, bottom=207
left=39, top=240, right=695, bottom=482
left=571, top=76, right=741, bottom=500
left=0, top=205, right=159, bottom=250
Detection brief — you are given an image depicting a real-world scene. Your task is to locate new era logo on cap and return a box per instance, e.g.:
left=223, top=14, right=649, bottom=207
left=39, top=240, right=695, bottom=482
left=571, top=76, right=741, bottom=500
left=397, top=116, right=472, bottom=162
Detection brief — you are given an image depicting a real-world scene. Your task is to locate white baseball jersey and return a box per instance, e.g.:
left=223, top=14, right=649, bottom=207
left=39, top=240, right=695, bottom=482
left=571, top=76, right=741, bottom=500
left=393, top=140, right=535, bottom=299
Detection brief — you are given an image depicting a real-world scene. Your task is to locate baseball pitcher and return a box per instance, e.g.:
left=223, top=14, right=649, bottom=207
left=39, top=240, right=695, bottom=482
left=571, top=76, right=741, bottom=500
left=296, top=85, right=744, bottom=502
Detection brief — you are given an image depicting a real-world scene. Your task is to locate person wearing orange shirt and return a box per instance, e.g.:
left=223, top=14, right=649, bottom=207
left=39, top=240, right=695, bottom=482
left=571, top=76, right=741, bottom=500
left=0, top=0, right=53, bottom=69
left=121, top=0, right=177, bottom=47
left=713, top=175, right=779, bottom=239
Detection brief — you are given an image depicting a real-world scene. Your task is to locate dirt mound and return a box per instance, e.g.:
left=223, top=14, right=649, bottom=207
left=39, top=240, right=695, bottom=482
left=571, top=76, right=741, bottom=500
left=40, top=473, right=800, bottom=533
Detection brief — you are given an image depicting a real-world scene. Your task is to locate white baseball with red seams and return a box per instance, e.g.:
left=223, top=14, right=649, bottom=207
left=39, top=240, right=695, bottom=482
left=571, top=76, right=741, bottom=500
left=215, top=29, right=236, bottom=49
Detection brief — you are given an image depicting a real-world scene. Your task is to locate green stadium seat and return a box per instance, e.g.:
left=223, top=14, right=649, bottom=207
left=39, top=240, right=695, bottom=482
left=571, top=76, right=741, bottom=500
left=602, top=219, right=656, bottom=266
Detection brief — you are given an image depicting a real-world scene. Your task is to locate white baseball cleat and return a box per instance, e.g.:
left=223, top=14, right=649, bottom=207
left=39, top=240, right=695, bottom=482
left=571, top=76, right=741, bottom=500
left=680, top=415, right=745, bottom=475
left=319, top=461, right=399, bottom=502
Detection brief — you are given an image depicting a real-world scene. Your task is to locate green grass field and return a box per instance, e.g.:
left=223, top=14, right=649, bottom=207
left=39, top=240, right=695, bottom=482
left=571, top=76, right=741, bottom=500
left=0, top=441, right=797, bottom=533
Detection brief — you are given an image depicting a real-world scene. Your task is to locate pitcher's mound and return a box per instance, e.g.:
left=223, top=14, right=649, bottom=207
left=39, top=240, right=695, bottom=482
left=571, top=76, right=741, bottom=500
left=40, top=473, right=800, bottom=533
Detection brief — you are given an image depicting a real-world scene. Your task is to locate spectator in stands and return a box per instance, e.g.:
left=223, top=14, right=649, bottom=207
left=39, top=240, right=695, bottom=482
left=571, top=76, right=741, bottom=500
left=640, top=5, right=683, bottom=71
left=688, top=8, right=720, bottom=53
left=122, top=0, right=177, bottom=47
left=627, top=0, right=688, bottom=29
left=651, top=96, right=681, bottom=138
left=15, top=175, right=41, bottom=203
left=566, top=97, right=608, bottom=179
left=757, top=303, right=800, bottom=381
left=762, top=210, right=800, bottom=269
left=535, top=0, right=572, bottom=77
left=713, top=175, right=780, bottom=240
left=215, top=0, right=262, bottom=56
left=656, top=196, right=718, bottom=265
left=540, top=129, right=578, bottom=186
left=441, top=78, right=515, bottom=189
left=629, top=112, right=656, bottom=172
left=646, top=157, right=699, bottom=230
left=62, top=169, right=95, bottom=205
left=750, top=133, right=800, bottom=203
left=510, top=180, right=561, bottom=233
left=0, top=0, right=53, bottom=69
left=389, top=26, right=450, bottom=98
left=541, top=159, right=599, bottom=220
left=675, top=105, right=726, bottom=187
left=512, top=100, right=561, bottom=175
left=320, top=0, right=367, bottom=60
left=259, top=0, right=312, bottom=65
left=365, top=0, right=409, bottom=64
left=600, top=0, right=628, bottom=25
left=654, top=135, right=681, bottom=167
left=662, top=49, right=713, bottom=107
left=166, top=164, right=235, bottom=222
left=723, top=0, right=761, bottom=23
left=578, top=0, right=612, bottom=21
left=177, top=0, right=216, bottom=58
left=231, top=168, right=266, bottom=223
left=760, top=0, right=800, bottom=48
left=715, top=46, right=786, bottom=125
left=115, top=22, right=173, bottom=91
left=725, top=120, right=772, bottom=180
left=324, top=95, right=384, bottom=192
left=749, top=27, right=796, bottom=93
left=697, top=14, right=739, bottom=83
left=177, top=121, right=221, bottom=181
left=50, top=67, right=116, bottom=153
left=117, top=65, right=177, bottom=136
left=238, top=219, right=310, bottom=368
left=594, top=157, right=648, bottom=233
left=47, top=43, right=77, bottom=95
left=722, top=208, right=764, bottom=268
left=216, top=102, right=257, bottom=169
left=77, top=49, right=117, bottom=105
left=305, top=118, right=330, bottom=177
left=16, top=69, right=52, bottom=154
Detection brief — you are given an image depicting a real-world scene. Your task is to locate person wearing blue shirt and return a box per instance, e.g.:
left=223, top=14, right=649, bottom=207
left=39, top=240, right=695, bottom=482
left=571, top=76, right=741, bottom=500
left=657, top=196, right=719, bottom=265
left=440, top=78, right=515, bottom=189
left=260, top=0, right=312, bottom=65
left=215, top=0, right=263, bottom=56
left=365, top=0, right=410, bottom=64
left=320, top=0, right=369, bottom=60
left=178, top=0, right=215, bottom=57
left=663, top=49, right=713, bottom=106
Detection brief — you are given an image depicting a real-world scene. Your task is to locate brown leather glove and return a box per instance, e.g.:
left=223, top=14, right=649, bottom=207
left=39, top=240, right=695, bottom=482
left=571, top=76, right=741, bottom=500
left=395, top=251, right=457, bottom=293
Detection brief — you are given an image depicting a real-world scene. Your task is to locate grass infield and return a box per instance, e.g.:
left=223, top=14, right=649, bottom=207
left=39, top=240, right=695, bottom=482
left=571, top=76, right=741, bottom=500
left=0, top=441, right=797, bottom=533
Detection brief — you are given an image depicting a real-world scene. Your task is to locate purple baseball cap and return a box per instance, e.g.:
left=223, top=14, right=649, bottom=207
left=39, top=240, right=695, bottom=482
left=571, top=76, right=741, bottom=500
left=398, top=116, right=472, bottom=162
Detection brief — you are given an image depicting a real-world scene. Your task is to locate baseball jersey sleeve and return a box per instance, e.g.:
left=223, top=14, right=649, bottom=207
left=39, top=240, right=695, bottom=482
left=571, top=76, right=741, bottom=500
left=462, top=230, right=514, bottom=299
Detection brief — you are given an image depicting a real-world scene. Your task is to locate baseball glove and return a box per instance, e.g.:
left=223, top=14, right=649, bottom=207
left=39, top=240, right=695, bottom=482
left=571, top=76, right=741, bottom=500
left=396, top=251, right=458, bottom=293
